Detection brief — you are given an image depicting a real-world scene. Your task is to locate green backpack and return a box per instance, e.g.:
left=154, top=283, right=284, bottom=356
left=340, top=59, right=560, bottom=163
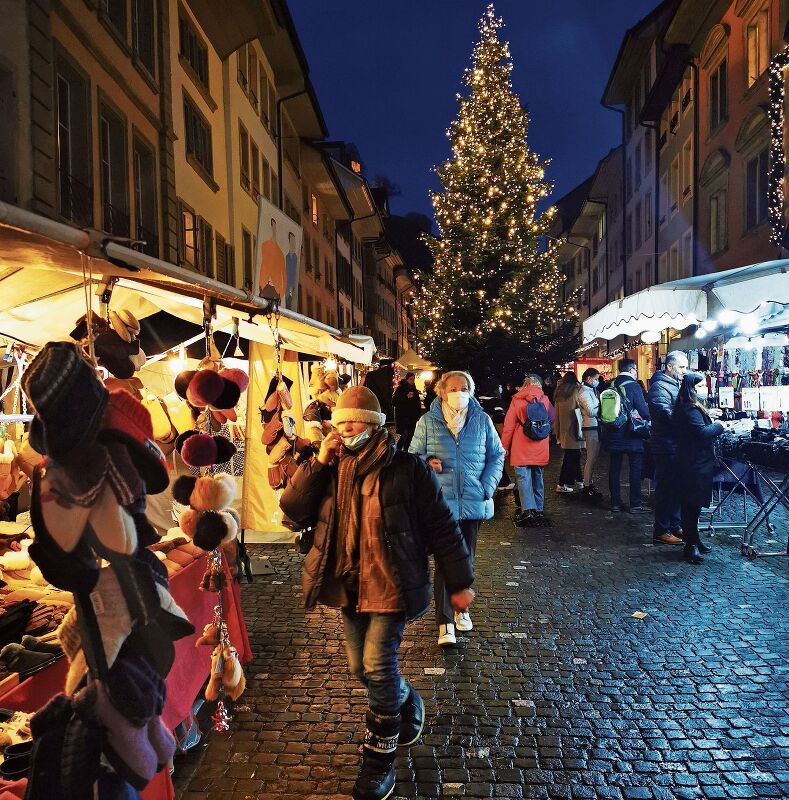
left=599, top=386, right=628, bottom=429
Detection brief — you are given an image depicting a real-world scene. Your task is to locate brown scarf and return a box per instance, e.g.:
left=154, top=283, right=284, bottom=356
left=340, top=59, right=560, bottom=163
left=333, top=427, right=395, bottom=588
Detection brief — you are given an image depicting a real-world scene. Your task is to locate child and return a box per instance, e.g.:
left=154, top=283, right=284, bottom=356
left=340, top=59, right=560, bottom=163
left=281, top=387, right=474, bottom=800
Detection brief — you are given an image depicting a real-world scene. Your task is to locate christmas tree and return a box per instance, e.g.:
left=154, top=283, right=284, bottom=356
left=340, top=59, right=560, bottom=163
left=414, top=5, right=579, bottom=384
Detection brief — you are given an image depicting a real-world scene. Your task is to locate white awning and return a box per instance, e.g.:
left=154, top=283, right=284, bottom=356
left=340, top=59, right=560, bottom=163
left=582, top=285, right=707, bottom=342
left=582, top=259, right=789, bottom=342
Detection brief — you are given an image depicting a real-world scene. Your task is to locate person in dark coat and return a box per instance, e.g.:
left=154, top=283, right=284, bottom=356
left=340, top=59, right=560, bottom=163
left=674, top=373, right=725, bottom=564
left=648, top=351, right=689, bottom=545
left=423, top=377, right=438, bottom=413
left=603, top=358, right=651, bottom=514
left=391, top=372, right=422, bottom=452
left=280, top=386, right=474, bottom=800
left=362, top=359, right=395, bottom=425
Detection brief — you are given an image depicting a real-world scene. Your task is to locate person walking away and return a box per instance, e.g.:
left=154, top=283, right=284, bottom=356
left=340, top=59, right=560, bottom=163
left=602, top=358, right=651, bottom=514
left=392, top=372, right=422, bottom=452
left=409, top=371, right=504, bottom=647
left=280, top=387, right=474, bottom=800
left=501, top=374, right=555, bottom=529
left=578, top=368, right=603, bottom=500
left=674, top=373, right=725, bottom=564
left=553, top=372, right=585, bottom=493
left=423, top=378, right=438, bottom=413
left=478, top=386, right=514, bottom=492
left=362, top=359, right=396, bottom=427
left=647, top=351, right=689, bottom=545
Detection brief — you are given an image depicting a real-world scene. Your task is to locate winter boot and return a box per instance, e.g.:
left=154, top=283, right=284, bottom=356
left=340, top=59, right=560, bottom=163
left=399, top=685, right=425, bottom=747
left=352, top=710, right=400, bottom=800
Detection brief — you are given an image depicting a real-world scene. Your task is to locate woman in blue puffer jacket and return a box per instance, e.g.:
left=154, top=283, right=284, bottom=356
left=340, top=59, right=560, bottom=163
left=410, top=370, right=505, bottom=647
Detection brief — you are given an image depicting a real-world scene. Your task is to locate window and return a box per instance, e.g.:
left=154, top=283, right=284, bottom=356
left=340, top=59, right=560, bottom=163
left=710, top=189, right=727, bottom=254
left=659, top=253, right=668, bottom=282
left=198, top=217, right=213, bottom=276
left=215, top=232, right=228, bottom=284
left=746, top=8, right=769, bottom=87
left=271, top=172, right=279, bottom=207
left=670, top=156, right=680, bottom=215
left=304, top=234, right=312, bottom=272
left=55, top=56, right=92, bottom=227
left=259, top=70, right=269, bottom=127
left=644, top=129, right=652, bottom=174
left=659, top=171, right=669, bottom=225
left=101, top=0, right=127, bottom=36
left=316, top=301, right=322, bottom=323
left=669, top=243, right=679, bottom=281
left=626, top=156, right=633, bottom=198
left=180, top=203, right=197, bottom=268
left=251, top=141, right=260, bottom=199
left=635, top=268, right=642, bottom=292
left=644, top=191, right=653, bottom=238
left=306, top=294, right=314, bottom=319
left=635, top=143, right=642, bottom=188
left=132, top=0, right=155, bottom=75
left=238, top=124, right=250, bottom=191
left=237, top=44, right=248, bottom=90
left=266, top=76, right=276, bottom=131
left=592, top=231, right=599, bottom=259
left=681, top=71, right=693, bottom=115
left=183, top=95, right=213, bottom=177
left=746, top=148, right=768, bottom=230
left=670, top=88, right=679, bottom=131
left=133, top=137, right=157, bottom=256
left=597, top=213, right=606, bottom=243
left=625, top=213, right=632, bottom=257
left=241, top=227, right=253, bottom=289
left=710, top=59, right=728, bottom=131
left=248, top=50, right=258, bottom=111
left=311, top=194, right=319, bottom=226
left=682, top=137, right=693, bottom=199
left=262, top=154, right=271, bottom=200
left=592, top=267, right=599, bottom=293
left=99, top=103, right=129, bottom=236
left=634, top=201, right=642, bottom=250
left=313, top=241, right=320, bottom=277
left=681, top=230, right=692, bottom=277
left=179, top=10, right=209, bottom=89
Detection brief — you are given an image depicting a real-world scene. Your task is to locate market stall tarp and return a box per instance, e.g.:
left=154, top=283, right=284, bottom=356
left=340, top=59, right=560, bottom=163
left=582, top=284, right=706, bottom=342
left=241, top=342, right=304, bottom=539
left=396, top=348, right=436, bottom=371
left=582, top=259, right=789, bottom=343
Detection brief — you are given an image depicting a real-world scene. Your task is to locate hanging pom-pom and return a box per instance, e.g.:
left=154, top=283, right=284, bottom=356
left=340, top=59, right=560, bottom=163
left=212, top=699, right=232, bottom=732
left=173, top=475, right=197, bottom=505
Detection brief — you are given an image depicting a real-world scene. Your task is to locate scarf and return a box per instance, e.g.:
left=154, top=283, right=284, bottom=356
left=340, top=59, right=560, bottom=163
left=442, top=402, right=468, bottom=440
left=333, top=427, right=395, bottom=589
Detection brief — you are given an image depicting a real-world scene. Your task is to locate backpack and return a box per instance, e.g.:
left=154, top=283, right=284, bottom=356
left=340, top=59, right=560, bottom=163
left=521, top=399, right=551, bottom=440
left=599, top=386, right=628, bottom=429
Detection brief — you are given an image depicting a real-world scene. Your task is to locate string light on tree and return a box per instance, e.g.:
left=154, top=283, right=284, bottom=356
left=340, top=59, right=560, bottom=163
left=412, top=4, right=578, bottom=380
left=768, top=46, right=789, bottom=248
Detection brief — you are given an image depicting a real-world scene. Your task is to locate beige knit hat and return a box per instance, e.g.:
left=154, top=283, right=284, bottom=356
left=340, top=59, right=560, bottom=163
left=332, top=386, right=386, bottom=427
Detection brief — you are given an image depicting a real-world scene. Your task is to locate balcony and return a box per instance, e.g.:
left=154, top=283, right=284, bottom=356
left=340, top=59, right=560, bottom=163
left=58, top=172, right=93, bottom=228
left=102, top=202, right=130, bottom=237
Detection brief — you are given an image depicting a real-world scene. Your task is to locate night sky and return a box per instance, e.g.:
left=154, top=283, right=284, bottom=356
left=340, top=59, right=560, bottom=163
left=288, top=0, right=658, bottom=227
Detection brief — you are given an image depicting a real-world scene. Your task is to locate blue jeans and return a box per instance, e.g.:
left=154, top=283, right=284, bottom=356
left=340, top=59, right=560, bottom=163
left=609, top=450, right=643, bottom=508
left=654, top=453, right=682, bottom=533
left=514, top=465, right=545, bottom=512
left=342, top=609, right=409, bottom=715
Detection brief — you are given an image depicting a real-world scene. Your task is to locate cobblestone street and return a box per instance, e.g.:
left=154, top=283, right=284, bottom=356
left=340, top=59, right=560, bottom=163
left=175, top=457, right=789, bottom=800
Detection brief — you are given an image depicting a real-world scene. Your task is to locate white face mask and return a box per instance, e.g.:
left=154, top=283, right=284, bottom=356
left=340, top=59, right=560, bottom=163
left=342, top=430, right=371, bottom=451
left=591, top=379, right=600, bottom=388
left=445, top=390, right=470, bottom=411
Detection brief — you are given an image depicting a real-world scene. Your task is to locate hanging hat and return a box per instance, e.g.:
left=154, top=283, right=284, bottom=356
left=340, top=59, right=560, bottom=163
left=331, top=386, right=386, bottom=427
left=108, top=310, right=141, bottom=343
left=22, top=341, right=109, bottom=459
left=94, top=331, right=137, bottom=380
left=99, top=390, right=169, bottom=494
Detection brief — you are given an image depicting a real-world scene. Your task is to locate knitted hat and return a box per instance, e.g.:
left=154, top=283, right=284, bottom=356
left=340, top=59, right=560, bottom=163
left=22, top=342, right=109, bottom=459
left=99, top=390, right=169, bottom=494
left=332, top=386, right=386, bottom=427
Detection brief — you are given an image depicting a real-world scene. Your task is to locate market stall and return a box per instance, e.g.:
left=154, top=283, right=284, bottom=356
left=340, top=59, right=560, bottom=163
left=0, top=211, right=375, bottom=797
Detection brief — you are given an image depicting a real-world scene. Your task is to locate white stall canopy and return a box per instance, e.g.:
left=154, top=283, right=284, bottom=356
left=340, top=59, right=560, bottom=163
left=0, top=218, right=374, bottom=363
left=582, top=259, right=789, bottom=343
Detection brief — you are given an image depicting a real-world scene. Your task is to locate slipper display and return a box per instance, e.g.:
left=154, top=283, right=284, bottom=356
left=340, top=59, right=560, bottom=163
left=0, top=643, right=59, bottom=679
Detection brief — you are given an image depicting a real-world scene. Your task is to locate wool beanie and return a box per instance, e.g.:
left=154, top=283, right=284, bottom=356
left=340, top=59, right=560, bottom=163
left=22, top=341, right=109, bottom=459
left=331, top=386, right=386, bottom=427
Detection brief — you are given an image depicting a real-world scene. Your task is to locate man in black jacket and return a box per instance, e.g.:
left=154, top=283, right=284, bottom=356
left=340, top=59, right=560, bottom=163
left=280, top=386, right=474, bottom=800
left=362, top=359, right=395, bottom=425
left=647, top=351, right=688, bottom=545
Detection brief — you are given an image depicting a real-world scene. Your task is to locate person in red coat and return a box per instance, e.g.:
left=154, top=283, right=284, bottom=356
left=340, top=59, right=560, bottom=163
left=501, top=375, right=556, bottom=528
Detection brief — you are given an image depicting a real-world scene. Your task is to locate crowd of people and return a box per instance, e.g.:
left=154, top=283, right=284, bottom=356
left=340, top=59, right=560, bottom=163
left=280, top=354, right=727, bottom=800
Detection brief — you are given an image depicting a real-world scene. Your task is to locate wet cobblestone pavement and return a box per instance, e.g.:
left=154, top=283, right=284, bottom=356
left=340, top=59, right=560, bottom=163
left=174, top=456, right=789, bottom=799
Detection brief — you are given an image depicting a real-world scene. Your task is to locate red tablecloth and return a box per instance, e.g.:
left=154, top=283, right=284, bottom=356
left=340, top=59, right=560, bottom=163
left=0, top=552, right=251, bottom=799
